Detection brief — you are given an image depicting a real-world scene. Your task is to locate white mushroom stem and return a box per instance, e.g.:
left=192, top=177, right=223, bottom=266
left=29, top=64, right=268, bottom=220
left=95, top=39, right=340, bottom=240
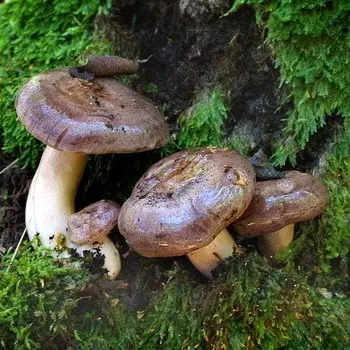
left=93, top=238, right=121, bottom=280
left=26, top=146, right=121, bottom=279
left=187, top=228, right=240, bottom=279
left=258, top=223, right=295, bottom=258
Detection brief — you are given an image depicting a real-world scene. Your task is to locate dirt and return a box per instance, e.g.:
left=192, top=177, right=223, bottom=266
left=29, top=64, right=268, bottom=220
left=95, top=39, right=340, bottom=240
left=111, top=1, right=285, bottom=152
left=0, top=154, right=32, bottom=250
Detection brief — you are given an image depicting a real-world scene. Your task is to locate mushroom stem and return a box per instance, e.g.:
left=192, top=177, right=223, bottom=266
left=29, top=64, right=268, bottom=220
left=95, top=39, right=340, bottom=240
left=187, top=228, right=240, bottom=279
left=26, top=146, right=88, bottom=248
left=258, top=223, right=295, bottom=257
left=94, top=238, right=121, bottom=280
left=26, top=146, right=121, bottom=279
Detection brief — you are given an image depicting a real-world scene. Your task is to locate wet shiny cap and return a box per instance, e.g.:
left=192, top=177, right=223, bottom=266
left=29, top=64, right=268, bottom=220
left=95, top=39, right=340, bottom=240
left=118, top=147, right=256, bottom=257
left=15, top=68, right=169, bottom=153
left=233, top=171, right=327, bottom=237
left=68, top=200, right=120, bottom=245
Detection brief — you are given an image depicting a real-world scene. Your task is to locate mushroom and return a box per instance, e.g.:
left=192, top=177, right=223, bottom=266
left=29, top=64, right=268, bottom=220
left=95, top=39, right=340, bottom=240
left=70, top=55, right=139, bottom=79
left=68, top=200, right=121, bottom=279
left=232, top=171, right=327, bottom=257
left=118, top=147, right=256, bottom=279
left=15, top=66, right=169, bottom=278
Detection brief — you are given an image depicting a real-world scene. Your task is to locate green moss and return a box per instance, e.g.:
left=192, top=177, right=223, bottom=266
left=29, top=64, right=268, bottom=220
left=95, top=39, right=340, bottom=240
left=319, top=119, right=350, bottom=262
left=227, top=133, right=254, bottom=157
left=2, top=244, right=348, bottom=349
left=225, top=0, right=350, bottom=166
left=140, top=255, right=350, bottom=349
left=177, top=87, right=228, bottom=149
left=72, top=300, right=137, bottom=350
left=224, top=0, right=350, bottom=266
left=0, top=242, right=88, bottom=348
left=0, top=0, right=112, bottom=168
left=161, top=87, right=253, bottom=157
left=139, top=272, right=204, bottom=349
left=0, top=242, right=138, bottom=349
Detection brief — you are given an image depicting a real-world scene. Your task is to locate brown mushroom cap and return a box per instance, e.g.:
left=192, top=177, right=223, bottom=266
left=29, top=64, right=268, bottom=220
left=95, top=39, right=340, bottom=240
left=77, top=55, right=139, bottom=77
left=233, top=171, right=327, bottom=238
left=15, top=68, right=169, bottom=153
left=68, top=200, right=120, bottom=245
left=118, top=147, right=256, bottom=257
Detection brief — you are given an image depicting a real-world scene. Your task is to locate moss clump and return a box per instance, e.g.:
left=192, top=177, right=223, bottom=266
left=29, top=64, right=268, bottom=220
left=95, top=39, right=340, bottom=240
left=0, top=242, right=137, bottom=349
left=177, top=87, right=228, bottom=149
left=0, top=242, right=88, bottom=348
left=321, top=118, right=350, bottom=262
left=161, top=87, right=254, bottom=157
left=72, top=296, right=137, bottom=350
left=140, top=255, right=350, bottom=349
left=0, top=0, right=112, bottom=168
left=226, top=0, right=350, bottom=166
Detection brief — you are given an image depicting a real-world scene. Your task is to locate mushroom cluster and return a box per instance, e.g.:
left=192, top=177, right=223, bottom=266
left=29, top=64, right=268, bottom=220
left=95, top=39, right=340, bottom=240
left=118, top=147, right=327, bottom=278
left=16, top=56, right=169, bottom=279
left=16, top=56, right=327, bottom=281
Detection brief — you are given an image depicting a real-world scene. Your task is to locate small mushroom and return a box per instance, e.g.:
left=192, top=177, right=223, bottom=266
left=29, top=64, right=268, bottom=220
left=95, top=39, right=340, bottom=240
left=118, top=147, right=256, bottom=279
left=70, top=55, right=139, bottom=79
left=68, top=200, right=121, bottom=279
left=16, top=66, right=169, bottom=278
left=232, top=171, right=327, bottom=257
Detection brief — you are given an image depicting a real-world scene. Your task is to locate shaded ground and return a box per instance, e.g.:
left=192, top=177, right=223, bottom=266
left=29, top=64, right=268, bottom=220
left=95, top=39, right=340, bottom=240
left=0, top=155, right=32, bottom=249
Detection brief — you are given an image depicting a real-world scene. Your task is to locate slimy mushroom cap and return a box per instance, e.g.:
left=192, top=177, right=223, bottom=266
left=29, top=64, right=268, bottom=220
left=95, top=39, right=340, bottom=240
left=233, top=171, right=327, bottom=238
left=15, top=68, right=169, bottom=153
left=118, top=147, right=256, bottom=257
left=68, top=200, right=120, bottom=245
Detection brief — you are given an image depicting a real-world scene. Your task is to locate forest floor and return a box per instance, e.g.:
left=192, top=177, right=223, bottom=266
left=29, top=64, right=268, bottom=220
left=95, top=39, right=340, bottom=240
left=0, top=0, right=349, bottom=348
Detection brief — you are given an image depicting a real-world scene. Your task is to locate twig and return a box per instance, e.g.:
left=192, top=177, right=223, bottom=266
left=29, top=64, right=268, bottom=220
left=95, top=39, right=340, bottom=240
left=6, top=227, right=27, bottom=271
left=138, top=55, right=153, bottom=64
left=0, top=158, right=19, bottom=175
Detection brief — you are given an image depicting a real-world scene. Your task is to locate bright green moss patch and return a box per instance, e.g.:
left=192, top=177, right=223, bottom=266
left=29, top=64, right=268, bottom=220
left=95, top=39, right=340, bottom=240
left=0, top=0, right=112, bottom=168
left=0, top=243, right=137, bottom=349
left=0, top=242, right=88, bottom=348
left=177, top=88, right=228, bottom=149
left=320, top=119, right=350, bottom=261
left=161, top=87, right=254, bottom=157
